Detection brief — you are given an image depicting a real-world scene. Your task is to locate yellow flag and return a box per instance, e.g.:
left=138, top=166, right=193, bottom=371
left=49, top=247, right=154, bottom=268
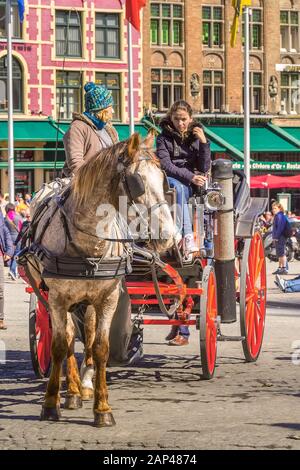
left=230, top=0, right=252, bottom=48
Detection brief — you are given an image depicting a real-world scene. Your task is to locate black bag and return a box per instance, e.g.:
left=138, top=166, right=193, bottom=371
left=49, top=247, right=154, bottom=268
left=283, top=216, right=293, bottom=238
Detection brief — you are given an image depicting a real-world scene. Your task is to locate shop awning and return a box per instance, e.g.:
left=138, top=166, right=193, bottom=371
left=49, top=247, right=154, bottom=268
left=0, top=119, right=226, bottom=153
left=205, top=125, right=300, bottom=154
left=0, top=120, right=70, bottom=141
left=251, top=174, right=300, bottom=188
left=1, top=120, right=300, bottom=160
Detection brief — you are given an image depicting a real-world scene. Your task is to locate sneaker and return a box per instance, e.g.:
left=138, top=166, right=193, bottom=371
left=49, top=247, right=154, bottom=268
left=168, top=334, right=189, bottom=346
left=274, top=275, right=287, bottom=292
left=165, top=325, right=179, bottom=341
left=184, top=234, right=199, bottom=254
left=8, top=271, right=17, bottom=281
left=272, top=267, right=288, bottom=275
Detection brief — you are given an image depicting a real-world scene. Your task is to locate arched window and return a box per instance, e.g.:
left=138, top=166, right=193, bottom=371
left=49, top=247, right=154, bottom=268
left=0, top=56, right=23, bottom=113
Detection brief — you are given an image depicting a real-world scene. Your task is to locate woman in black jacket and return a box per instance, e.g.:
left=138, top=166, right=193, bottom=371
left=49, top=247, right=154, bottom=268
left=156, top=101, right=211, bottom=346
left=156, top=100, right=211, bottom=254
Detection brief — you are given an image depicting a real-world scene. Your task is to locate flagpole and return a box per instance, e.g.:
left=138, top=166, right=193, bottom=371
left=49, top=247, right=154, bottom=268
left=127, top=21, right=135, bottom=135
left=6, top=0, right=15, bottom=203
left=244, top=6, right=251, bottom=185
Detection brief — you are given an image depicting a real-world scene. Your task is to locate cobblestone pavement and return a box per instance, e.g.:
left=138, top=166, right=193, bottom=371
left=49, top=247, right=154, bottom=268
left=0, top=261, right=300, bottom=450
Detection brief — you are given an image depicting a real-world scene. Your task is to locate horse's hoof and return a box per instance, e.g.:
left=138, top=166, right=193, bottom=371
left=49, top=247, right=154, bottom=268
left=64, top=394, right=82, bottom=410
left=94, top=412, right=116, bottom=427
left=81, top=387, right=94, bottom=401
left=40, top=406, right=61, bottom=421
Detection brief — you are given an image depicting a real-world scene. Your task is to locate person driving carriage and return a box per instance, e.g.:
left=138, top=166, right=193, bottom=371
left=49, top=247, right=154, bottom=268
left=63, top=81, right=118, bottom=175
left=156, top=100, right=211, bottom=346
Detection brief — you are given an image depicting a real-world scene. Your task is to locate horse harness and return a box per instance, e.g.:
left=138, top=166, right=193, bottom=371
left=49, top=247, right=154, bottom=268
left=18, top=152, right=170, bottom=282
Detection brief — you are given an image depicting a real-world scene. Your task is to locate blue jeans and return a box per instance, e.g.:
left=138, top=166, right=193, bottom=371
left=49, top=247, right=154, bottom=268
left=10, top=242, right=21, bottom=277
left=179, top=324, right=190, bottom=338
left=168, top=177, right=193, bottom=237
left=285, top=275, right=300, bottom=293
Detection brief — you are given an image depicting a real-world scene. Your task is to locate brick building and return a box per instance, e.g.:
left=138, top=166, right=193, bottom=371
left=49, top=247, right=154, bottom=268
left=143, top=0, right=300, bottom=115
left=143, top=0, right=300, bottom=210
left=0, top=0, right=144, bottom=194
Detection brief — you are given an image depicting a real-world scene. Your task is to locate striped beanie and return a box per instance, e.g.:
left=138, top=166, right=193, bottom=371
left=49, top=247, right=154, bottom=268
left=84, top=82, right=114, bottom=112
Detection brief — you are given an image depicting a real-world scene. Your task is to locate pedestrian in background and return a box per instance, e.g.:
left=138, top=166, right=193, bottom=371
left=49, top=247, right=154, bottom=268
left=275, top=273, right=300, bottom=293
left=0, top=212, right=14, bottom=329
left=272, top=201, right=289, bottom=275
left=4, top=203, right=23, bottom=281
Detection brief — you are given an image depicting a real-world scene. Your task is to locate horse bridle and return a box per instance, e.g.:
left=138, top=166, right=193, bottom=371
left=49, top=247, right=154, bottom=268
left=117, top=152, right=169, bottom=242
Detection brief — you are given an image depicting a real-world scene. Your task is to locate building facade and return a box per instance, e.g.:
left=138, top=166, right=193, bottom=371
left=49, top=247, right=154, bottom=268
left=143, top=0, right=300, bottom=211
left=143, top=0, right=300, bottom=115
left=0, top=0, right=143, bottom=194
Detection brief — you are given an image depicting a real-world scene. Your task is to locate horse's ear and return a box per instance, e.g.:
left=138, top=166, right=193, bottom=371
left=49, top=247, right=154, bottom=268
left=127, top=132, right=141, bottom=159
left=143, top=130, right=155, bottom=148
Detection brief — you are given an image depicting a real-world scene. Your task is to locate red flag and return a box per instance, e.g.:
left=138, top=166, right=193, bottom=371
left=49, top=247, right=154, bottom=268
left=126, top=0, right=146, bottom=32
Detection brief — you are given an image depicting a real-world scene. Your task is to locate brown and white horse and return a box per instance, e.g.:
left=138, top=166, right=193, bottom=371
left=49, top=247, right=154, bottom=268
left=26, top=133, right=175, bottom=427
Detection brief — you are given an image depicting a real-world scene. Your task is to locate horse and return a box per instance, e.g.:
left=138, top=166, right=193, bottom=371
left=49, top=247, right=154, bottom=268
left=24, top=132, right=175, bottom=427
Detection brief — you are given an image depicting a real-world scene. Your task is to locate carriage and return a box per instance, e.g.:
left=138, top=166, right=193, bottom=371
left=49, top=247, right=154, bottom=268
left=21, top=150, right=267, bottom=381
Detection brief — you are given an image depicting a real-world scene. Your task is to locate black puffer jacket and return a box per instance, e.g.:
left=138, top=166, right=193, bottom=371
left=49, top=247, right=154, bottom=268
left=156, top=118, right=211, bottom=186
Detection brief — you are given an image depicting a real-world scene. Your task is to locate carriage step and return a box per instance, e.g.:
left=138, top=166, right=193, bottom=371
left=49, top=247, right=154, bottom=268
left=217, top=334, right=245, bottom=342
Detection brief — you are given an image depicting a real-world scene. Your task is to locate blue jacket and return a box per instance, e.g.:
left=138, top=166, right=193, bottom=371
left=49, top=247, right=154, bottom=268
left=272, top=211, right=287, bottom=240
left=0, top=212, right=14, bottom=257
left=156, top=119, right=211, bottom=186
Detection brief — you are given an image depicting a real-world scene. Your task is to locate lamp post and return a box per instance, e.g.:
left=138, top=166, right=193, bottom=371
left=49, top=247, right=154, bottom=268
left=243, top=5, right=251, bottom=185
left=5, top=0, right=15, bottom=203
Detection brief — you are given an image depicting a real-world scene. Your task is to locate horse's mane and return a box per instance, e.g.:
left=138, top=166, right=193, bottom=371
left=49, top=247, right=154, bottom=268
left=72, top=138, right=160, bottom=207
left=72, top=140, right=128, bottom=206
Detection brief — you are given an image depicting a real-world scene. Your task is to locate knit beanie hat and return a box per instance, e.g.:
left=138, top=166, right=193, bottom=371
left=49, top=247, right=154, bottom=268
left=84, top=82, right=114, bottom=112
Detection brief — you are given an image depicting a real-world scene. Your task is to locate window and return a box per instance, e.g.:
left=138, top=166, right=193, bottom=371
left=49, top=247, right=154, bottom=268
left=150, top=2, right=183, bottom=46
left=56, top=11, right=82, bottom=57
left=0, top=4, right=22, bottom=39
left=243, top=72, right=263, bottom=113
left=242, top=9, right=263, bottom=49
left=280, top=10, right=299, bottom=51
left=95, top=13, right=120, bottom=59
left=281, top=72, right=300, bottom=114
left=202, top=5, right=223, bottom=48
left=0, top=56, right=23, bottom=112
left=95, top=73, right=121, bottom=121
left=56, top=71, right=82, bottom=120
left=151, top=68, right=184, bottom=110
left=203, top=70, right=224, bottom=112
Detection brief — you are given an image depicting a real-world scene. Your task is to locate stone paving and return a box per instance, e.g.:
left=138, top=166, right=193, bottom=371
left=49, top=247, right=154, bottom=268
left=0, top=261, right=300, bottom=450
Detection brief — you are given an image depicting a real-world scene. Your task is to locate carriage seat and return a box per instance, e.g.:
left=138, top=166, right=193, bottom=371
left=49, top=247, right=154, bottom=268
left=232, top=170, right=268, bottom=238
left=232, top=170, right=251, bottom=218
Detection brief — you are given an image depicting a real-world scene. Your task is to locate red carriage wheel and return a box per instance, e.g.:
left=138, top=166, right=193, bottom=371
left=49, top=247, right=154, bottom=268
left=200, top=265, right=218, bottom=380
left=240, top=231, right=266, bottom=362
left=29, top=292, right=52, bottom=378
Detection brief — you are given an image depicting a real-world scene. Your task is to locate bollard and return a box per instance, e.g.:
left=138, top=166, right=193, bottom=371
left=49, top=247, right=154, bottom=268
left=212, top=159, right=236, bottom=323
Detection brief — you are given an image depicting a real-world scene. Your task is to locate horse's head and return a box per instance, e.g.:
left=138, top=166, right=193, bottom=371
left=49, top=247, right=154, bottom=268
left=118, top=132, right=176, bottom=252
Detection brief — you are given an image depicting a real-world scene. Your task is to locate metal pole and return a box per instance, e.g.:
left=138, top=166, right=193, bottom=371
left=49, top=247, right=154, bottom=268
left=127, top=22, right=135, bottom=135
left=6, top=0, right=15, bottom=203
left=244, top=6, right=251, bottom=185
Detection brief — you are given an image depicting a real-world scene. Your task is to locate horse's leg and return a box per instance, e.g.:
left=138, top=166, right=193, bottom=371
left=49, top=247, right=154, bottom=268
left=81, top=305, right=96, bottom=401
left=92, top=288, right=119, bottom=427
left=65, top=312, right=82, bottom=409
left=40, top=300, right=68, bottom=421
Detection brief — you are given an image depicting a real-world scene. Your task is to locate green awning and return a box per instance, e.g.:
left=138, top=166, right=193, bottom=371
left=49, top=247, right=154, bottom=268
left=206, top=126, right=300, bottom=153
left=1, top=120, right=299, bottom=156
left=0, top=119, right=225, bottom=152
left=281, top=127, right=300, bottom=143
left=0, top=120, right=70, bottom=141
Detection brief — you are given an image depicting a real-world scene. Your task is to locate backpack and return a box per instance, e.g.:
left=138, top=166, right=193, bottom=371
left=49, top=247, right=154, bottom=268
left=283, top=216, right=293, bottom=238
